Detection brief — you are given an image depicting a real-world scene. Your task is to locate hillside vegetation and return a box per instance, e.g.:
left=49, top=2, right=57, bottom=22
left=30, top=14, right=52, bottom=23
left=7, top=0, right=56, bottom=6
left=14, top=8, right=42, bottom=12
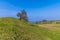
left=0, top=17, right=60, bottom=40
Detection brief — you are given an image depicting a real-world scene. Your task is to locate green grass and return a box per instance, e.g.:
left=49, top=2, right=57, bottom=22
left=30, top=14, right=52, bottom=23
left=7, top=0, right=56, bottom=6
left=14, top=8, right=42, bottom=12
left=0, top=17, right=60, bottom=40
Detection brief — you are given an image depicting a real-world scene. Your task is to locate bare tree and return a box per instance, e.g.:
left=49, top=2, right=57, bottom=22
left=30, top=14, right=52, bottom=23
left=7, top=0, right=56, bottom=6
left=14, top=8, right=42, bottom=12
left=17, top=9, right=28, bottom=22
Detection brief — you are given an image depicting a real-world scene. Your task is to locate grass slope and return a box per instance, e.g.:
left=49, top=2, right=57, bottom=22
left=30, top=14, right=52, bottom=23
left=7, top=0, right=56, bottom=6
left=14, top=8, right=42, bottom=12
left=0, top=17, right=60, bottom=40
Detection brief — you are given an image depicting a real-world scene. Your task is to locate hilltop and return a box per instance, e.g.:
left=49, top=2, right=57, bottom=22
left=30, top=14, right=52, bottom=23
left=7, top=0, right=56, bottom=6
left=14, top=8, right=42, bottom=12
left=0, top=17, right=46, bottom=40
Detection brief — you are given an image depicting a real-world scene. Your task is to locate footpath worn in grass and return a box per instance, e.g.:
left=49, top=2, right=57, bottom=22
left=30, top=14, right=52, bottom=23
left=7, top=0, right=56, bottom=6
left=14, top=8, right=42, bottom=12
left=0, top=17, right=60, bottom=40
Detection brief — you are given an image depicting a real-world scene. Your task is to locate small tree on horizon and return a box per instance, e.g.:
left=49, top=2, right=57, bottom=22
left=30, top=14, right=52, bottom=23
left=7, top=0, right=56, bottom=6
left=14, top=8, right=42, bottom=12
left=17, top=9, right=28, bottom=22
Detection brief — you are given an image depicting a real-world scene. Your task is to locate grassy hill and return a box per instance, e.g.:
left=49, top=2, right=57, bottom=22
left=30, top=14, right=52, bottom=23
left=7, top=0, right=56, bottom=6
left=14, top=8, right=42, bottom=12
left=0, top=17, right=60, bottom=40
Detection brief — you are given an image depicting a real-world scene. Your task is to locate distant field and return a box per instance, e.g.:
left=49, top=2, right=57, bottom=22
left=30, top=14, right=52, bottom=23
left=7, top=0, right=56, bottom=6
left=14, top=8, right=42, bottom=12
left=0, top=17, right=60, bottom=40
left=38, top=24, right=60, bottom=31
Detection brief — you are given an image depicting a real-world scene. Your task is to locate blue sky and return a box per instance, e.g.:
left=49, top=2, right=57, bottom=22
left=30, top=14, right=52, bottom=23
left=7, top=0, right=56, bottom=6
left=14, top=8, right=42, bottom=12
left=0, top=0, right=60, bottom=21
